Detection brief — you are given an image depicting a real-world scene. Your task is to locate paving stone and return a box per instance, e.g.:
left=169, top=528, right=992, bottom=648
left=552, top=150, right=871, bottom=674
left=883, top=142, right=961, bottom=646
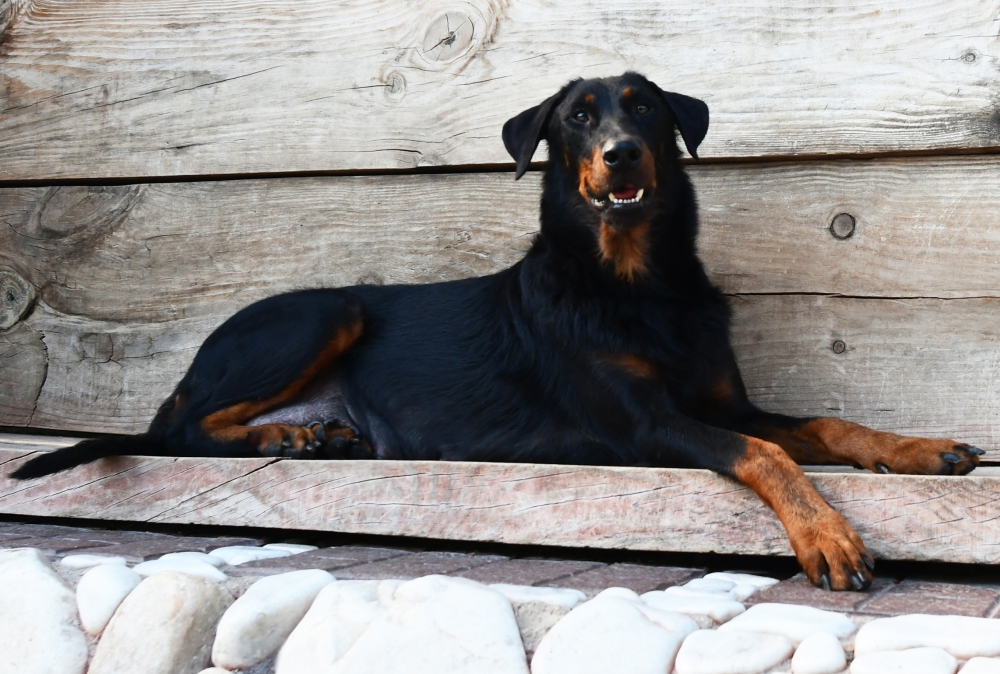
left=133, top=557, right=229, bottom=581
left=77, top=564, right=143, bottom=635
left=674, top=629, right=795, bottom=674
left=332, top=550, right=506, bottom=580
left=89, top=571, right=233, bottom=674
left=489, top=584, right=586, bottom=655
left=540, top=563, right=704, bottom=597
left=225, top=545, right=409, bottom=575
left=857, top=580, right=1000, bottom=618
left=962, top=658, right=1000, bottom=674
left=791, top=631, right=847, bottom=674
left=455, top=558, right=604, bottom=586
left=60, top=554, right=129, bottom=569
left=0, top=537, right=117, bottom=554
left=748, top=574, right=896, bottom=613
left=641, top=589, right=746, bottom=626
left=854, top=614, right=1000, bottom=660
left=277, top=576, right=528, bottom=674
left=850, top=646, right=957, bottom=674
left=212, top=569, right=335, bottom=669
left=72, top=536, right=263, bottom=562
left=0, top=548, right=89, bottom=674
left=532, top=590, right=698, bottom=674
left=719, top=603, right=856, bottom=645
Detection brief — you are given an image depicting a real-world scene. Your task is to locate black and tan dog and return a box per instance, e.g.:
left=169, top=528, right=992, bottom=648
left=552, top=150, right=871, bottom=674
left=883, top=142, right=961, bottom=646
left=13, top=73, right=983, bottom=591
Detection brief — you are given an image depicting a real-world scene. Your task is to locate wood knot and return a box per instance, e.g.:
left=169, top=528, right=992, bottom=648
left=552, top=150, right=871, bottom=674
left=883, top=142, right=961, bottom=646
left=420, top=12, right=475, bottom=64
left=28, top=185, right=143, bottom=242
left=0, top=267, right=36, bottom=330
left=381, top=70, right=407, bottom=102
left=829, top=213, right=856, bottom=240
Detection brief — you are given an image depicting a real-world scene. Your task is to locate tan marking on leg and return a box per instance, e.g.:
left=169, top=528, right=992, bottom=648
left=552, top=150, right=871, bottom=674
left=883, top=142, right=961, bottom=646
left=606, top=353, right=657, bottom=379
left=734, top=437, right=872, bottom=591
left=767, top=418, right=980, bottom=475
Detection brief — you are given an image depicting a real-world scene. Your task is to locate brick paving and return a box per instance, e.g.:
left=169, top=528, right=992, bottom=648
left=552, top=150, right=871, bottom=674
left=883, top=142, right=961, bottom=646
left=4, top=519, right=1000, bottom=619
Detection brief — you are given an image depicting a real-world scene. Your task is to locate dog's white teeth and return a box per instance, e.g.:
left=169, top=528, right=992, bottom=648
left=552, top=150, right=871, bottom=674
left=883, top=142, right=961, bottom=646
left=607, top=189, right=645, bottom=205
left=635, top=188, right=644, bottom=201
left=609, top=193, right=621, bottom=203
left=591, top=198, right=604, bottom=207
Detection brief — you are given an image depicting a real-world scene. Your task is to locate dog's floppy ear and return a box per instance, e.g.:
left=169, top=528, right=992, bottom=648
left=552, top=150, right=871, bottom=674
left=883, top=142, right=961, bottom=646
left=658, top=90, right=710, bottom=160
left=502, top=91, right=564, bottom=180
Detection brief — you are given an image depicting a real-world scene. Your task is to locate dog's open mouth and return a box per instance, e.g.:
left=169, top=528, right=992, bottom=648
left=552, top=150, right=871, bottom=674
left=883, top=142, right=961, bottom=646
left=589, top=184, right=647, bottom=209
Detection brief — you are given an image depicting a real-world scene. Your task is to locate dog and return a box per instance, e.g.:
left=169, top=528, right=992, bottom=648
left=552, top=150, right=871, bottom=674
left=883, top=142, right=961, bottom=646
left=12, top=72, right=983, bottom=591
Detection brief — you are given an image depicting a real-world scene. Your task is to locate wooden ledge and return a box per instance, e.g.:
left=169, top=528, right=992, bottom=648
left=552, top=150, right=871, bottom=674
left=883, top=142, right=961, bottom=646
left=1, top=435, right=998, bottom=564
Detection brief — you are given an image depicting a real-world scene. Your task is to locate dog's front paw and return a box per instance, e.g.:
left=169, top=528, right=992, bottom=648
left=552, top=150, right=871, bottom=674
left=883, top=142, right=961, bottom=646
left=790, top=511, right=874, bottom=592
left=874, top=439, right=983, bottom=476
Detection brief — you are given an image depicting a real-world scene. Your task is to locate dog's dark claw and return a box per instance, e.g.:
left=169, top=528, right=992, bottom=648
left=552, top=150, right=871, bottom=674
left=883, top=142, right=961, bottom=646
left=349, top=436, right=360, bottom=445
left=942, top=452, right=962, bottom=464
left=820, top=574, right=831, bottom=591
left=968, top=446, right=986, bottom=456
left=875, top=462, right=893, bottom=474
left=850, top=571, right=868, bottom=591
left=281, top=439, right=292, bottom=448
left=863, top=554, right=875, bottom=571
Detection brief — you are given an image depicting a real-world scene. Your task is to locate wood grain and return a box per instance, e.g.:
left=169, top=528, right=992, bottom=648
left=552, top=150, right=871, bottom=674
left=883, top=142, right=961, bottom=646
left=2, top=438, right=999, bottom=563
left=2, top=0, right=999, bottom=179
left=2, top=157, right=999, bottom=327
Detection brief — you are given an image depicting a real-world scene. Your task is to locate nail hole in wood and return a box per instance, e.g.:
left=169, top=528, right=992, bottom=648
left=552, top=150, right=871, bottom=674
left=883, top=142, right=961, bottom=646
left=832, top=340, right=847, bottom=354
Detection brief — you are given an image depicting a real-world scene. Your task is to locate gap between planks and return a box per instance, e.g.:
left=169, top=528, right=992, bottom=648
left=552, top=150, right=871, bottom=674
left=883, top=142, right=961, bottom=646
left=2, top=435, right=999, bottom=564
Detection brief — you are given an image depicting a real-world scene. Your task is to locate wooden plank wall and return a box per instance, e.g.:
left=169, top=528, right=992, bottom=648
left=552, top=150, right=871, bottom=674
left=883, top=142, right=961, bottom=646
left=2, top=0, right=999, bottom=455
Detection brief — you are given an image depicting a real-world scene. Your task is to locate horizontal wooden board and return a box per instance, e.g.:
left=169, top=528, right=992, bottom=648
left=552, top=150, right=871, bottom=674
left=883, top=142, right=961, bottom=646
left=3, top=437, right=1000, bottom=563
left=1, top=295, right=997, bottom=456
left=2, top=0, right=1000, bottom=179
left=2, top=157, right=999, bottom=328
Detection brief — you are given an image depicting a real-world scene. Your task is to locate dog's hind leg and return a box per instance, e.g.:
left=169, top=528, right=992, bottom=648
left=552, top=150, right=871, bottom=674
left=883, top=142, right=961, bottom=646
left=172, top=290, right=368, bottom=460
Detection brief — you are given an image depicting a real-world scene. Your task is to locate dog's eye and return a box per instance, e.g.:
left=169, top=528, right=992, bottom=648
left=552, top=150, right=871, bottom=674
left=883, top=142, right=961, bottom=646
left=635, top=104, right=650, bottom=115
left=572, top=110, right=589, bottom=123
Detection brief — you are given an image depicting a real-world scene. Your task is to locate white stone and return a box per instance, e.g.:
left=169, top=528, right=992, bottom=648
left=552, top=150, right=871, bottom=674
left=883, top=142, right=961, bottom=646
left=278, top=576, right=528, bottom=674
left=854, top=614, right=1000, bottom=660
left=730, top=584, right=762, bottom=602
left=160, top=551, right=227, bottom=567
left=209, top=545, right=293, bottom=566
left=962, top=658, right=1000, bottom=674
left=532, top=591, right=698, bottom=674
left=0, top=548, right=89, bottom=674
left=792, top=632, right=847, bottom=674
left=263, top=543, right=318, bottom=554
left=641, top=589, right=746, bottom=625
left=89, top=571, right=233, bottom=674
left=133, top=556, right=228, bottom=581
left=675, top=629, right=795, bottom=674
left=196, top=669, right=232, bottom=674
left=490, top=584, right=586, bottom=654
left=703, top=572, right=780, bottom=588
left=719, top=603, right=856, bottom=646
left=850, top=647, right=957, bottom=674
left=683, top=578, right=736, bottom=594
left=60, top=554, right=129, bottom=569
left=277, top=580, right=393, bottom=673
left=595, top=586, right=641, bottom=601
left=212, top=569, right=335, bottom=669
left=77, top=563, right=143, bottom=635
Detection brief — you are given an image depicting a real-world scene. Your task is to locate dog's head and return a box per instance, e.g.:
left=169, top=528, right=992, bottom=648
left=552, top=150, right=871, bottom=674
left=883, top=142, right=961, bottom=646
left=503, top=72, right=708, bottom=235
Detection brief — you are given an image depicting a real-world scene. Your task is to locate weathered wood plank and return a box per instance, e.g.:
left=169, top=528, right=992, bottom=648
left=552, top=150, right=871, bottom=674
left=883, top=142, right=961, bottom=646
left=2, top=157, right=999, bottom=328
left=1, top=295, right=997, bottom=455
left=2, top=440, right=999, bottom=563
left=2, top=0, right=999, bottom=179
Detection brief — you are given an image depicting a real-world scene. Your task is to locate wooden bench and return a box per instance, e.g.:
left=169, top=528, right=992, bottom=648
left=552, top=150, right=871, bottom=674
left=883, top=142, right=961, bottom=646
left=1, top=0, right=998, bottom=563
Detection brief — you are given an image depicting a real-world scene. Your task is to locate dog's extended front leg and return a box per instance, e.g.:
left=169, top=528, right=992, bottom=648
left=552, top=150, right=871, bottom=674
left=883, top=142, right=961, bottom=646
left=643, top=418, right=873, bottom=591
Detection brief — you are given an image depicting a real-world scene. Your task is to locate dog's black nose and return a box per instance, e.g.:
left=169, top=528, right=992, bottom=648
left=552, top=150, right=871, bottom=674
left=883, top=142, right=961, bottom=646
left=602, top=140, right=642, bottom=170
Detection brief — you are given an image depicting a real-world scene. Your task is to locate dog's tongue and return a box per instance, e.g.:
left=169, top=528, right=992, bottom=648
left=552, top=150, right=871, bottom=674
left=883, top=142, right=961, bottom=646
left=612, top=186, right=639, bottom=200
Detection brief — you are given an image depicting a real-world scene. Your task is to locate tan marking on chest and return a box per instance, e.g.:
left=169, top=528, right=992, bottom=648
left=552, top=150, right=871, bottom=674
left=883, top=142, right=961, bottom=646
left=598, top=221, right=650, bottom=281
